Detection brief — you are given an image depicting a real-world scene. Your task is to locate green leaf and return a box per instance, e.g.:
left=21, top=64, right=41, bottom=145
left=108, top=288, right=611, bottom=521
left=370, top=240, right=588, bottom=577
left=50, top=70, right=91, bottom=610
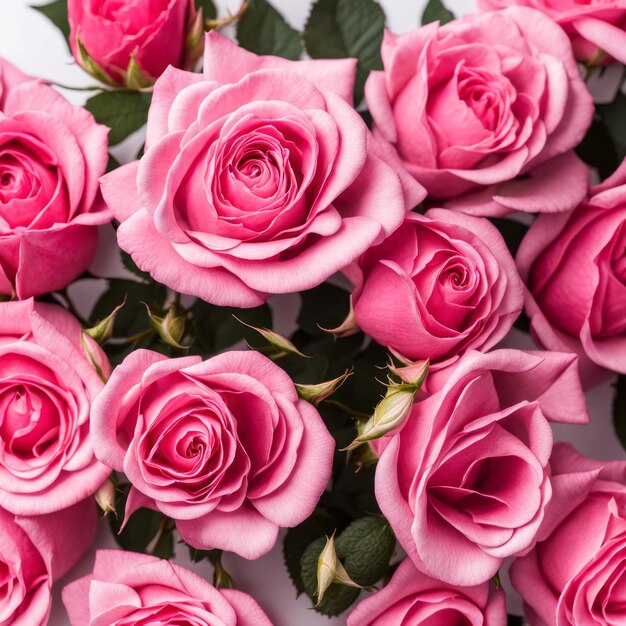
left=33, top=0, right=70, bottom=43
left=421, top=0, right=454, bottom=25
left=196, top=0, right=217, bottom=19
left=237, top=0, right=303, bottom=60
left=597, top=92, right=626, bottom=164
left=120, top=250, right=152, bottom=282
left=106, top=154, right=121, bottom=173
left=613, top=375, right=626, bottom=452
left=298, top=282, right=352, bottom=338
left=304, top=0, right=385, bottom=104
left=489, top=217, right=529, bottom=258
left=85, top=90, right=151, bottom=145
left=576, top=117, right=620, bottom=181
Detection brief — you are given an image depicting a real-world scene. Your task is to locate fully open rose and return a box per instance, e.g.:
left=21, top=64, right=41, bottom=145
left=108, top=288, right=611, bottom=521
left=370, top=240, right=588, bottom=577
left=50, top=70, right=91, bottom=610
left=62, top=550, right=273, bottom=626
left=1, top=498, right=98, bottom=626
left=100, top=31, right=424, bottom=307
left=365, top=7, right=593, bottom=216
left=91, top=349, right=335, bottom=559
left=0, top=58, right=110, bottom=298
left=347, top=558, right=506, bottom=626
left=511, top=444, right=626, bottom=626
left=0, top=299, right=111, bottom=515
left=350, top=209, right=523, bottom=367
left=374, top=349, right=588, bottom=586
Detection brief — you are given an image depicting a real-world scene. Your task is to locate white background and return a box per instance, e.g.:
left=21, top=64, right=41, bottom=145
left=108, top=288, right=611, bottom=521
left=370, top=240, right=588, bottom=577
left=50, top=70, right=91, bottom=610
left=0, top=0, right=624, bottom=624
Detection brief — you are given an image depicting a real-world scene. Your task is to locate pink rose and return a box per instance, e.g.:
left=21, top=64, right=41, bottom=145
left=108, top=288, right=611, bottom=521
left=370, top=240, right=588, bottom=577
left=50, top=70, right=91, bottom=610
left=0, top=498, right=98, bottom=626
left=517, top=160, right=626, bottom=386
left=511, top=444, right=626, bottom=626
left=0, top=58, right=109, bottom=299
left=350, top=209, right=523, bottom=367
left=0, top=299, right=111, bottom=515
left=63, top=550, right=273, bottom=626
left=347, top=558, right=506, bottom=626
left=365, top=8, right=593, bottom=216
left=374, top=348, right=588, bottom=586
left=68, top=0, right=198, bottom=86
left=100, top=32, right=424, bottom=307
left=91, top=349, right=335, bottom=559
left=479, top=0, right=626, bottom=65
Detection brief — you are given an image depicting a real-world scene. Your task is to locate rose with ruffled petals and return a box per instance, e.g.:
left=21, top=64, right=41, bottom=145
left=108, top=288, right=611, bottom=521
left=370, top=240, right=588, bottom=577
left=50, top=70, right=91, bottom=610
left=0, top=58, right=110, bottom=298
left=91, top=349, right=334, bottom=559
left=100, top=32, right=424, bottom=307
left=350, top=209, right=523, bottom=367
left=0, top=299, right=111, bottom=515
left=374, top=349, right=589, bottom=586
left=347, top=558, right=506, bottom=626
left=512, top=444, right=626, bottom=626
left=365, top=8, right=593, bottom=216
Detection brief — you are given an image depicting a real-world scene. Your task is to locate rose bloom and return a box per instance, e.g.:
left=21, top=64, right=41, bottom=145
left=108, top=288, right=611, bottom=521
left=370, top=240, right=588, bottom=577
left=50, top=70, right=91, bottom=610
left=374, top=348, right=588, bottom=586
left=511, top=443, right=626, bottom=626
left=68, top=0, right=198, bottom=86
left=63, top=550, right=273, bottom=626
left=347, top=558, right=506, bottom=626
left=479, top=0, right=626, bottom=65
left=1, top=498, right=98, bottom=626
left=365, top=7, right=593, bottom=216
left=350, top=209, right=523, bottom=367
left=91, top=349, right=335, bottom=559
left=0, top=58, right=109, bottom=298
left=101, top=32, right=424, bottom=308
left=517, top=160, right=626, bottom=386
left=0, top=299, right=111, bottom=515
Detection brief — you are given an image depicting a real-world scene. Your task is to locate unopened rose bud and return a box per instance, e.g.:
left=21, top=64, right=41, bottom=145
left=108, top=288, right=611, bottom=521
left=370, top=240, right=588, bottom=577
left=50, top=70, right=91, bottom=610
left=295, top=370, right=352, bottom=406
left=124, top=55, right=154, bottom=90
left=95, top=478, right=116, bottom=516
left=213, top=560, right=234, bottom=589
left=316, top=533, right=361, bottom=605
left=76, top=36, right=115, bottom=86
left=235, top=317, right=309, bottom=359
left=80, top=331, right=108, bottom=383
left=145, top=305, right=187, bottom=349
left=84, top=300, right=125, bottom=345
left=321, top=297, right=360, bottom=338
left=387, top=352, right=429, bottom=387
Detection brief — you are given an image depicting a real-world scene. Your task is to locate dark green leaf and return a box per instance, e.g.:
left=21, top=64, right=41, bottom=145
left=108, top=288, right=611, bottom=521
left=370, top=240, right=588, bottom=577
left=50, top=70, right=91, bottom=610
left=106, top=153, right=121, bottom=173
left=489, top=217, right=529, bottom=258
left=613, top=375, right=626, bottom=452
left=120, top=250, right=152, bottom=282
left=597, top=93, right=626, bottom=164
left=421, top=0, right=454, bottom=25
left=298, top=282, right=352, bottom=338
left=237, top=0, right=303, bottom=60
left=576, top=116, right=620, bottom=180
left=33, top=0, right=70, bottom=43
left=196, top=0, right=217, bottom=19
left=151, top=521, right=175, bottom=559
left=85, top=90, right=151, bottom=145
left=304, top=0, right=385, bottom=103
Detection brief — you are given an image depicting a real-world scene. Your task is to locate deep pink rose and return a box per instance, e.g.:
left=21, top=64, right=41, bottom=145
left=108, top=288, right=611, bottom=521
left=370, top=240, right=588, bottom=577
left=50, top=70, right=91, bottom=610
left=347, top=558, right=506, bottom=626
left=517, top=160, right=626, bottom=386
left=68, top=0, right=198, bottom=86
left=0, top=59, right=110, bottom=298
left=100, top=32, right=424, bottom=307
left=374, top=349, right=588, bottom=586
left=511, top=444, right=626, bottom=626
left=365, top=8, right=593, bottom=216
left=91, top=349, right=335, bottom=559
left=350, top=209, right=523, bottom=367
left=63, top=550, right=273, bottom=626
left=0, top=498, right=98, bottom=626
left=0, top=299, right=111, bottom=515
left=480, top=0, right=626, bottom=65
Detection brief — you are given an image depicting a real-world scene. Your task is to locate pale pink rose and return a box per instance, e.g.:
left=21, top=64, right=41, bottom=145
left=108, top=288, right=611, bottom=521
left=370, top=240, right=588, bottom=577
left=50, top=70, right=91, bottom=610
left=365, top=8, right=594, bottom=216
left=0, top=299, right=111, bottom=515
left=511, top=443, right=626, bottom=626
left=91, top=349, right=335, bottom=559
left=1, top=498, right=98, bottom=626
left=479, top=0, right=626, bottom=65
left=68, top=0, right=198, bottom=86
left=350, top=209, right=523, bottom=367
left=100, top=32, right=424, bottom=307
left=0, top=58, right=110, bottom=299
left=517, top=160, right=626, bottom=386
left=63, top=549, right=273, bottom=626
left=347, top=558, right=506, bottom=626
left=374, top=348, right=589, bottom=586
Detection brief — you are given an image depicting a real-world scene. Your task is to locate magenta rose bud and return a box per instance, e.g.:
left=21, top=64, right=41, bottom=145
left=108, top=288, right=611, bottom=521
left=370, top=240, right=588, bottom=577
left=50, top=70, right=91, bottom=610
left=0, top=498, right=98, bottom=626
left=0, top=299, right=111, bottom=515
left=511, top=444, right=626, bottom=626
left=68, top=0, right=198, bottom=87
left=350, top=209, right=523, bottom=367
left=365, top=7, right=593, bottom=216
left=517, top=161, right=626, bottom=386
left=374, top=348, right=589, bottom=586
left=347, top=558, right=507, bottom=626
left=90, top=349, right=335, bottom=559
left=479, top=0, right=626, bottom=65
left=100, top=32, right=425, bottom=307
left=0, top=58, right=110, bottom=299
left=62, top=550, right=273, bottom=626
